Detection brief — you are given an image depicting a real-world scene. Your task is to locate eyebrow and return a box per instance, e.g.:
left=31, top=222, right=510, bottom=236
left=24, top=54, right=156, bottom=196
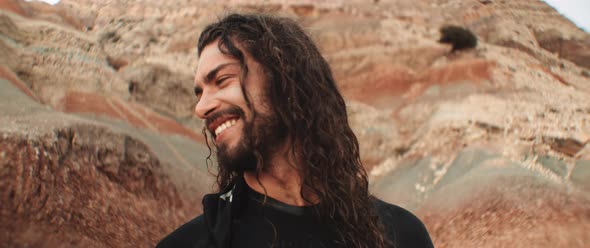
left=194, top=62, right=239, bottom=95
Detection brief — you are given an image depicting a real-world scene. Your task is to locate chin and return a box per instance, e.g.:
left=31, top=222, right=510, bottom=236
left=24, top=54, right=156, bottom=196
left=216, top=136, right=258, bottom=173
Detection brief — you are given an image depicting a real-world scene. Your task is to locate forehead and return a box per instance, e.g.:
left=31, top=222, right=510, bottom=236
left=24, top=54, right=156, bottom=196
left=194, top=42, right=239, bottom=84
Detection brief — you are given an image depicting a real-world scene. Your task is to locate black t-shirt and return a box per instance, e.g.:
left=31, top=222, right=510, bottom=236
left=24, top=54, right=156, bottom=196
left=156, top=184, right=434, bottom=248
left=231, top=186, right=336, bottom=248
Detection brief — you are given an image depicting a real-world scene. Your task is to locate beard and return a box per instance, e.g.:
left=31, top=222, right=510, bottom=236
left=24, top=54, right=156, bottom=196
left=213, top=107, right=287, bottom=173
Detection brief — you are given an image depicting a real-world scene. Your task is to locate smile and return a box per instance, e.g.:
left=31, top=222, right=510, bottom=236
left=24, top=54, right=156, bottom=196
left=214, top=118, right=238, bottom=136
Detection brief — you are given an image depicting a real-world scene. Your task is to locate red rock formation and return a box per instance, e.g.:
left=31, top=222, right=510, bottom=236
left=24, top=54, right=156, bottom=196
left=0, top=0, right=25, bottom=16
left=418, top=166, right=590, bottom=248
left=0, top=0, right=90, bottom=30
left=0, top=127, right=193, bottom=248
left=1, top=77, right=209, bottom=248
left=0, top=66, right=39, bottom=101
left=57, top=91, right=204, bottom=143
left=342, top=58, right=495, bottom=107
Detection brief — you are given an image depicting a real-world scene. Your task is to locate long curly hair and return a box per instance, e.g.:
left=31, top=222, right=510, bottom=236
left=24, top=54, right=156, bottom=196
left=197, top=13, right=390, bottom=248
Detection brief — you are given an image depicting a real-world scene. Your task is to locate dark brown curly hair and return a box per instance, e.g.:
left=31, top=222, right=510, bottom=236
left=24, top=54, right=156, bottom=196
left=197, top=13, right=391, bottom=248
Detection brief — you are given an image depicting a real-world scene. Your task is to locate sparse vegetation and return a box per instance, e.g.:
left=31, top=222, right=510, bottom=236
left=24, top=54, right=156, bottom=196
left=438, top=25, right=478, bottom=52
left=99, top=31, right=120, bottom=43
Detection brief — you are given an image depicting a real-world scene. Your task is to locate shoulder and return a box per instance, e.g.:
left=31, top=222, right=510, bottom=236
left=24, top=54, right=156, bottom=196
left=372, top=198, right=434, bottom=248
left=156, top=215, right=209, bottom=248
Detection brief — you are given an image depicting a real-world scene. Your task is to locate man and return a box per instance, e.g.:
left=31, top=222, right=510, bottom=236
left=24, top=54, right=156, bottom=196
left=157, top=13, right=433, bottom=248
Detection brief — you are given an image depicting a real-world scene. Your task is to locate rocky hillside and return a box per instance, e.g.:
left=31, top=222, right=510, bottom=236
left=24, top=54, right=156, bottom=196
left=1, top=0, right=589, bottom=247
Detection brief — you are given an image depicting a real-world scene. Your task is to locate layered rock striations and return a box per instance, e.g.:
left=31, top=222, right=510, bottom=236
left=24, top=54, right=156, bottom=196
left=1, top=0, right=589, bottom=247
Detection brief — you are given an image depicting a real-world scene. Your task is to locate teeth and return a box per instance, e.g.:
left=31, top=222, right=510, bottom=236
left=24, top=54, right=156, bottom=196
left=214, top=119, right=237, bottom=136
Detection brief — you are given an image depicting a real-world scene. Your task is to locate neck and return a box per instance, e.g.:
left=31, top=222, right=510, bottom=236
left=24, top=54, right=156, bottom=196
left=243, top=144, right=317, bottom=206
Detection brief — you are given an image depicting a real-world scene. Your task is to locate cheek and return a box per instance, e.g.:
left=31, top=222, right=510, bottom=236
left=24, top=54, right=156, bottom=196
left=249, top=93, right=272, bottom=117
left=243, top=85, right=272, bottom=114
left=222, top=84, right=248, bottom=106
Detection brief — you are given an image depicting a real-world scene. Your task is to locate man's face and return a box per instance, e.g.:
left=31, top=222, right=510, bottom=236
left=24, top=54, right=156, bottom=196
left=193, top=41, right=284, bottom=172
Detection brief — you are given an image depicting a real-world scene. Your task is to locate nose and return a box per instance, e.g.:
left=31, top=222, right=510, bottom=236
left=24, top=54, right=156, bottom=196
left=194, top=91, right=219, bottom=119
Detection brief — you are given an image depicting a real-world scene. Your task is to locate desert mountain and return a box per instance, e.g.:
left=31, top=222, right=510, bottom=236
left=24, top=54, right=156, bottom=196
left=1, top=0, right=589, bottom=247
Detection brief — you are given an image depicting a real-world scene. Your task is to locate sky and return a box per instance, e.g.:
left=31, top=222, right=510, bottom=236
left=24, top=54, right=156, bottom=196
left=544, top=0, right=590, bottom=32
left=26, top=0, right=590, bottom=32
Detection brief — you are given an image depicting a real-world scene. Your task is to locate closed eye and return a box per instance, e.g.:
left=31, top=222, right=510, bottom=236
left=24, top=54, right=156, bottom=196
left=194, top=87, right=202, bottom=101
left=215, top=76, right=232, bottom=86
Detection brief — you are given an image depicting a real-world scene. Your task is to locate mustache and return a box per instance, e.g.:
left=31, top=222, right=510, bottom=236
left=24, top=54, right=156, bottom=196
left=204, top=106, right=246, bottom=131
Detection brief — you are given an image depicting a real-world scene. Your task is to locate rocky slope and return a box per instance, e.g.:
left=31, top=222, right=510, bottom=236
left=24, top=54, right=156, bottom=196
left=1, top=0, right=589, bottom=247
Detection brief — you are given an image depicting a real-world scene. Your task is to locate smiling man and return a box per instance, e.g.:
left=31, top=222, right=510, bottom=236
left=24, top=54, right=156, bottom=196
left=156, top=14, right=433, bottom=248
